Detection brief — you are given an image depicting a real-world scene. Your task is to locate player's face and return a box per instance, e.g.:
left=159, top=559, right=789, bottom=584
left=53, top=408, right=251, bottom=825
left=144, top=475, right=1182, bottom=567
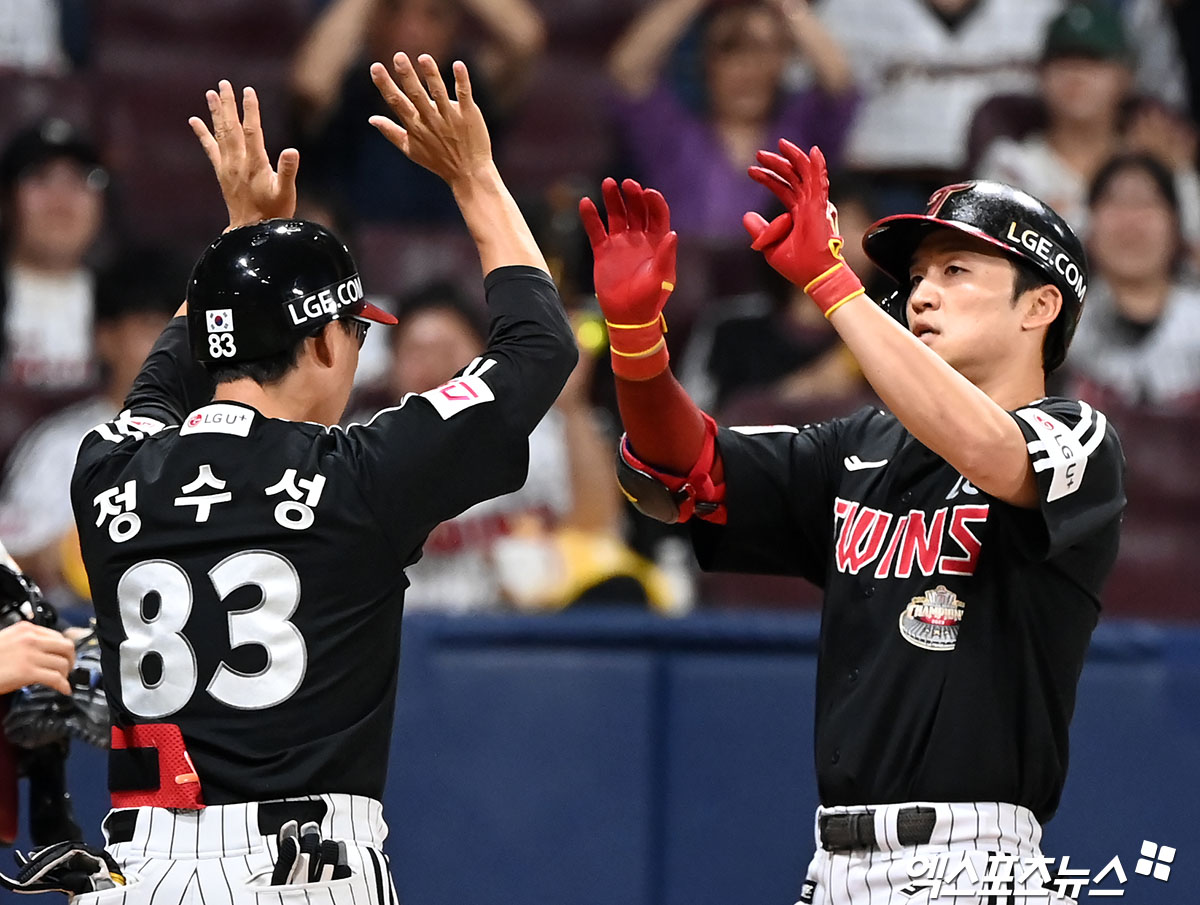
left=907, top=231, right=1031, bottom=379
left=1088, top=165, right=1178, bottom=288
left=390, top=308, right=484, bottom=396
left=704, top=7, right=787, bottom=124
left=11, top=158, right=104, bottom=270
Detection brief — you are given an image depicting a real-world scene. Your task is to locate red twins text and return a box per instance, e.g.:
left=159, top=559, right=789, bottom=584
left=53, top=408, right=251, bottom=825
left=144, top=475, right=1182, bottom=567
left=833, top=498, right=989, bottom=579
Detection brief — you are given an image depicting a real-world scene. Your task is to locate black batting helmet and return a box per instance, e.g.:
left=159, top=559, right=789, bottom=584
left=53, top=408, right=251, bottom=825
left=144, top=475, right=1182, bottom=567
left=187, top=219, right=396, bottom=365
left=862, top=181, right=1087, bottom=373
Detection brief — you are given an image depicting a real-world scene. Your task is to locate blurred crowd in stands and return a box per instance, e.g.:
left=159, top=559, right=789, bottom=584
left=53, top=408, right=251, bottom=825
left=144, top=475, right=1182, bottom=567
left=0, top=0, right=1195, bottom=620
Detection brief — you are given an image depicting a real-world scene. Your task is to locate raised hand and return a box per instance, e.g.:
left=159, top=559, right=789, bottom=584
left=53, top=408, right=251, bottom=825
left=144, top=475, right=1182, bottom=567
left=189, top=81, right=300, bottom=231
left=369, top=53, right=493, bottom=189
left=743, top=141, right=864, bottom=317
left=579, top=177, right=678, bottom=380
left=579, top=177, right=678, bottom=328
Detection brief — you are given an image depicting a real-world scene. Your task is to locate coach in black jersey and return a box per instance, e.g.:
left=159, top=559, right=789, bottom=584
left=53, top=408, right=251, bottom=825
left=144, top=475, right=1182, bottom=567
left=581, top=145, right=1123, bottom=902
left=69, top=54, right=575, bottom=904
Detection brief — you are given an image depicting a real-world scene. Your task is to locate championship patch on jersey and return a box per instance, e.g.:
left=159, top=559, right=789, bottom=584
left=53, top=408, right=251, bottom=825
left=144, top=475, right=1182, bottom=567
left=1015, top=402, right=1106, bottom=502
left=898, top=585, right=965, bottom=651
left=420, top=375, right=495, bottom=420
left=180, top=404, right=255, bottom=437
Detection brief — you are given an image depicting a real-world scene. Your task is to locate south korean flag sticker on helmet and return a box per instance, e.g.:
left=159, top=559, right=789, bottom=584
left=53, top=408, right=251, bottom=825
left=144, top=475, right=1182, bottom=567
left=205, top=309, right=237, bottom=358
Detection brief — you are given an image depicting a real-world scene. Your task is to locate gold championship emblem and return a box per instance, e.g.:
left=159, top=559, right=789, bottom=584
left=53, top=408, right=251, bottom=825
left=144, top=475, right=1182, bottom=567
left=898, top=585, right=965, bottom=651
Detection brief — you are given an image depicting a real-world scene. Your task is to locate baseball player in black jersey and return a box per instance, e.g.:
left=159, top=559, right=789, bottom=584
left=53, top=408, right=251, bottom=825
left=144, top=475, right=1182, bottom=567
left=580, top=144, right=1123, bottom=902
left=63, top=53, right=575, bottom=904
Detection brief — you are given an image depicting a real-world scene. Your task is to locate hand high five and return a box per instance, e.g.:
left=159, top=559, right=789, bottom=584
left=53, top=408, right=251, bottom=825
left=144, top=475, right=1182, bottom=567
left=189, top=81, right=300, bottom=231
left=743, top=140, right=865, bottom=318
left=579, top=177, right=679, bottom=380
left=369, top=53, right=494, bottom=189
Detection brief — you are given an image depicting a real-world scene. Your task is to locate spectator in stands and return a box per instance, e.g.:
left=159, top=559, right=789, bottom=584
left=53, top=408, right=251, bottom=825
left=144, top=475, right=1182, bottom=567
left=0, top=119, right=106, bottom=391
left=347, top=282, right=629, bottom=612
left=819, top=0, right=1069, bottom=212
left=978, top=0, right=1200, bottom=245
left=607, top=0, right=855, bottom=242
left=0, top=247, right=181, bottom=605
left=0, top=0, right=88, bottom=73
left=1121, top=0, right=1192, bottom=112
left=289, top=0, right=545, bottom=224
left=1067, top=154, right=1200, bottom=409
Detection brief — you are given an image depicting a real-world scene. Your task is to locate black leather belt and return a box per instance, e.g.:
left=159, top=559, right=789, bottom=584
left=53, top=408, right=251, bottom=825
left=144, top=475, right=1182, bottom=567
left=819, top=805, right=936, bottom=852
left=104, top=799, right=329, bottom=845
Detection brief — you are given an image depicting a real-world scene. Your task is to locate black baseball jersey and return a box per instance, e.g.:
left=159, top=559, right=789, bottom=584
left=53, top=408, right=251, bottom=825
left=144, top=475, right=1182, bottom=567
left=70, top=265, right=576, bottom=805
left=691, top=398, right=1125, bottom=823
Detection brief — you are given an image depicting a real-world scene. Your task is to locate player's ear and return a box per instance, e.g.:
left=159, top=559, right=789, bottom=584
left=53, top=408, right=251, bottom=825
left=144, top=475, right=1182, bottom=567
left=1020, top=284, right=1062, bottom=333
left=309, top=323, right=338, bottom=369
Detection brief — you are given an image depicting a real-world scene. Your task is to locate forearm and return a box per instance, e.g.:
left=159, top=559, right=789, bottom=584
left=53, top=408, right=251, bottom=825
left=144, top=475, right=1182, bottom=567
left=558, top=405, right=623, bottom=534
left=828, top=297, right=1035, bottom=503
left=779, top=0, right=854, bottom=96
left=453, top=163, right=549, bottom=276
left=290, top=0, right=376, bottom=118
left=610, top=0, right=707, bottom=97
left=615, top=370, right=722, bottom=480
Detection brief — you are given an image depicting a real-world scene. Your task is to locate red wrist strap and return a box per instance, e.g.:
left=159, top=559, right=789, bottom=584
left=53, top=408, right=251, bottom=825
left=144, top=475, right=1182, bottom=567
left=620, top=412, right=727, bottom=524
left=607, top=314, right=670, bottom=380
left=804, top=261, right=865, bottom=317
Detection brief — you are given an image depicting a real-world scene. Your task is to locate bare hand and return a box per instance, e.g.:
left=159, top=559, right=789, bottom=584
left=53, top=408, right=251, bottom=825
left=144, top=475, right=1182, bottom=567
left=189, top=81, right=300, bottom=231
left=368, top=53, right=494, bottom=190
left=0, top=621, right=74, bottom=696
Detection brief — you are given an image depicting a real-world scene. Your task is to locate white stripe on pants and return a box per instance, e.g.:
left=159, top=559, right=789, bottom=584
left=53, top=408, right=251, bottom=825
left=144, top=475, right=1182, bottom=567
left=799, top=802, right=1077, bottom=905
left=70, top=794, right=399, bottom=905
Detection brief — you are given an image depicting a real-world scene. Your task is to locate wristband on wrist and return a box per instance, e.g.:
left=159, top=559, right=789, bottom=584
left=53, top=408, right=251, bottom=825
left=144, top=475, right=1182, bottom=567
left=803, top=261, right=865, bottom=318
left=606, top=313, right=670, bottom=381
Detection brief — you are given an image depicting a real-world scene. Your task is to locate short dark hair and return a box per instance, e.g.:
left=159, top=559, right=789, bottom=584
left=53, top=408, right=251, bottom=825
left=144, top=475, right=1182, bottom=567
left=207, top=319, right=359, bottom=387
left=1011, top=256, right=1050, bottom=303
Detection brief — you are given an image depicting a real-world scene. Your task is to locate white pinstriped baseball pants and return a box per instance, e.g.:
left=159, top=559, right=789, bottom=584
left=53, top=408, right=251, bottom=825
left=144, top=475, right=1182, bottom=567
left=799, top=802, right=1077, bottom=905
left=71, top=795, right=399, bottom=905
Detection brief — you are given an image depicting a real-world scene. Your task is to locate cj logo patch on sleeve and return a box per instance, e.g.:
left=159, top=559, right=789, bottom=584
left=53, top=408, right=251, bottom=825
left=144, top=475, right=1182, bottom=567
left=420, top=376, right=495, bottom=420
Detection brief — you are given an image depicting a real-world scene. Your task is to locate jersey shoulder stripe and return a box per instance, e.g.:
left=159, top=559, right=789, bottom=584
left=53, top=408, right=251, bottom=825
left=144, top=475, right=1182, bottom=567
left=1015, top=400, right=1107, bottom=502
left=89, top=409, right=168, bottom=445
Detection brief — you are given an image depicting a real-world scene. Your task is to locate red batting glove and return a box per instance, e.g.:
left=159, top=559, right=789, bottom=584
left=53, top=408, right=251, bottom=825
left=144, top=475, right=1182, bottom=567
left=580, top=178, right=678, bottom=380
left=743, top=141, right=865, bottom=318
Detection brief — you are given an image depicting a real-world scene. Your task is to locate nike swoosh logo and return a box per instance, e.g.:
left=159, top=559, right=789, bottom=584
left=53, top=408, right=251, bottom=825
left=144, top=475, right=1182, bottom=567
left=844, top=456, right=889, bottom=471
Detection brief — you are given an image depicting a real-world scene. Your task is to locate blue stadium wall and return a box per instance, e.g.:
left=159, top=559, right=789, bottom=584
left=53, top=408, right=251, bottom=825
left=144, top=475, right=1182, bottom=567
left=8, top=611, right=1199, bottom=904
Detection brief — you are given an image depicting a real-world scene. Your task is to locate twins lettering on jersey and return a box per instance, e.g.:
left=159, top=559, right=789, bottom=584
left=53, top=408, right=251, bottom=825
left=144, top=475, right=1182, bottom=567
left=833, top=497, right=988, bottom=579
